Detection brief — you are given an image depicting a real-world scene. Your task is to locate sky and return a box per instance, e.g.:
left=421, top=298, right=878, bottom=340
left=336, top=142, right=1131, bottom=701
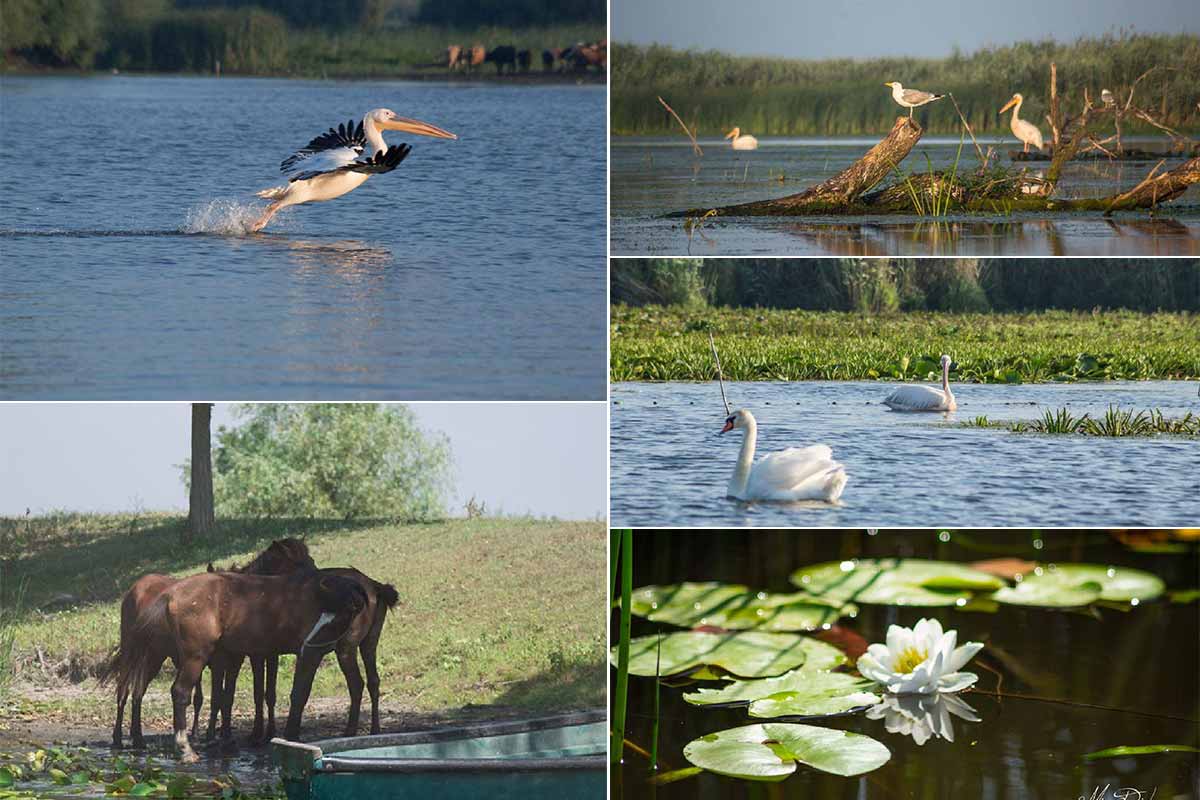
left=0, top=403, right=606, bottom=520
left=612, top=0, right=1200, bottom=59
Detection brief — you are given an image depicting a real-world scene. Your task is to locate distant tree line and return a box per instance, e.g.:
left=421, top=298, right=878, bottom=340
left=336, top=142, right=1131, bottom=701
left=611, top=259, right=1200, bottom=313
left=1, top=0, right=602, bottom=71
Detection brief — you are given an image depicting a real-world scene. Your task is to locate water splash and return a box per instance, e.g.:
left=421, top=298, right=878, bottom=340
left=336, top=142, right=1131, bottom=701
left=182, top=198, right=264, bottom=235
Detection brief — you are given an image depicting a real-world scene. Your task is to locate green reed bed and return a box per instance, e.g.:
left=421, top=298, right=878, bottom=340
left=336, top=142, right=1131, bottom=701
left=962, top=407, right=1199, bottom=436
left=610, top=307, right=1200, bottom=383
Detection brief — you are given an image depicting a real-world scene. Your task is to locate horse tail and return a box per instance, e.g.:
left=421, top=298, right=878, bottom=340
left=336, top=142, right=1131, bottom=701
left=373, top=581, right=399, bottom=612
left=114, top=594, right=171, bottom=700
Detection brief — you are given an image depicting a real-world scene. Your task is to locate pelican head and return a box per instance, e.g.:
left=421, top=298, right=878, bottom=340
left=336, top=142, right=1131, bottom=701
left=368, top=108, right=457, bottom=139
left=941, top=354, right=953, bottom=371
left=1000, top=94, right=1023, bottom=113
left=725, top=127, right=741, bottom=140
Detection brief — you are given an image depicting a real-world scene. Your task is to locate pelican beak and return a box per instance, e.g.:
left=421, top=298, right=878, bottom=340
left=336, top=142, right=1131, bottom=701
left=999, top=97, right=1017, bottom=113
left=724, top=130, right=735, bottom=139
left=381, top=117, right=458, bottom=140
left=720, top=419, right=735, bottom=434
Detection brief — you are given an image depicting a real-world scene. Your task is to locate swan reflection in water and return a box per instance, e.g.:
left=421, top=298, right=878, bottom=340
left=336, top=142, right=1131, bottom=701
left=866, top=691, right=981, bottom=745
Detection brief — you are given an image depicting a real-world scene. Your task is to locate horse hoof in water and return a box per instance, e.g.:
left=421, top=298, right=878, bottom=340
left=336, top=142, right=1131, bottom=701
left=180, top=751, right=200, bottom=764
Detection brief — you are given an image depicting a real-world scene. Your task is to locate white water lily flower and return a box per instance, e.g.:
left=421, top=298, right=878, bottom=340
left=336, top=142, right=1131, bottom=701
left=857, top=617, right=982, bottom=695
left=865, top=691, right=980, bottom=745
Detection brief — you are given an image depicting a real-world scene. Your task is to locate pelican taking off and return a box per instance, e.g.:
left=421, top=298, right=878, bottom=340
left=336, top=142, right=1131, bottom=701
left=724, top=127, right=758, bottom=150
left=251, top=108, right=457, bottom=232
left=884, top=82, right=944, bottom=117
left=999, top=93, right=1044, bottom=153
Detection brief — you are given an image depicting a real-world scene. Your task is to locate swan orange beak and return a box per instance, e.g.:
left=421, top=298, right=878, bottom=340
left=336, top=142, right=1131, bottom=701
left=720, top=419, right=735, bottom=433
left=381, top=117, right=458, bottom=140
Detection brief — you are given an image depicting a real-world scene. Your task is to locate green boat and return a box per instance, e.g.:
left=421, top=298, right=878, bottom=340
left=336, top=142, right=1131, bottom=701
left=272, top=710, right=606, bottom=800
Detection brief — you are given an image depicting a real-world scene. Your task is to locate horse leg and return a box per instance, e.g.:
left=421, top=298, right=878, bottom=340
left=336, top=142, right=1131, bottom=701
left=192, top=673, right=205, bottom=740
left=264, top=655, right=279, bottom=741
left=220, top=655, right=244, bottom=740
left=335, top=647, right=364, bottom=737
left=205, top=663, right=220, bottom=741
left=359, top=629, right=383, bottom=735
left=113, top=682, right=128, bottom=748
left=249, top=656, right=265, bottom=744
left=283, top=649, right=325, bottom=741
left=131, top=656, right=165, bottom=749
left=171, top=656, right=207, bottom=763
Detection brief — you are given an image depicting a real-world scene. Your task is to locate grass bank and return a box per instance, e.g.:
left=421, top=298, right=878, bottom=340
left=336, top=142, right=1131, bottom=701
left=612, top=35, right=1200, bottom=137
left=610, top=307, right=1200, bottom=382
left=0, top=513, right=605, bottom=726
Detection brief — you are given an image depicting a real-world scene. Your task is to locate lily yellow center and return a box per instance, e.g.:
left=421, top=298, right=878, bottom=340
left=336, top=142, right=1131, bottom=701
left=893, top=646, right=928, bottom=674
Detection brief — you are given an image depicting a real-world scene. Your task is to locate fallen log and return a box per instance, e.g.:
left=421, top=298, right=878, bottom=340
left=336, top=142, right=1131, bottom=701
left=1104, top=157, right=1200, bottom=213
left=677, top=117, right=922, bottom=217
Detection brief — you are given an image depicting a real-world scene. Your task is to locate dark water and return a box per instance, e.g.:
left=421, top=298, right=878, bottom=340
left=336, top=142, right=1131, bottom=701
left=612, top=529, right=1200, bottom=800
left=610, top=137, right=1200, bottom=256
left=0, top=76, right=606, bottom=399
left=610, top=381, right=1200, bottom=528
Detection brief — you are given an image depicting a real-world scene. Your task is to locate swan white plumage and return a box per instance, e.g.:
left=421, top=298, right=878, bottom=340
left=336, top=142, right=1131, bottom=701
left=720, top=409, right=847, bottom=502
left=724, top=127, right=758, bottom=150
left=883, top=354, right=957, bottom=412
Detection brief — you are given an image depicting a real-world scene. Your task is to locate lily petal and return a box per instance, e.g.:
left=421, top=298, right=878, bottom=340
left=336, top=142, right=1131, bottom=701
left=948, top=641, right=984, bottom=672
left=936, top=671, right=979, bottom=693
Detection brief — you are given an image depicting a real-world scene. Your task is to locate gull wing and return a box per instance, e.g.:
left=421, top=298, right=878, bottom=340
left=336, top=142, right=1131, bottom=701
left=900, top=88, right=940, bottom=105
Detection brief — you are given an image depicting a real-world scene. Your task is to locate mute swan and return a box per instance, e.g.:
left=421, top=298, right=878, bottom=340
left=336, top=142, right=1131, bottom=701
left=724, top=127, right=758, bottom=150
left=883, top=354, right=957, bottom=412
left=999, top=93, right=1044, bottom=153
left=720, top=409, right=847, bottom=502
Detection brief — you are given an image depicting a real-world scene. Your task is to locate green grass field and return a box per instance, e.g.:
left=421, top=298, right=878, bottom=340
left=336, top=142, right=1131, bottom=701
left=610, top=307, right=1200, bottom=383
left=0, top=513, right=605, bottom=727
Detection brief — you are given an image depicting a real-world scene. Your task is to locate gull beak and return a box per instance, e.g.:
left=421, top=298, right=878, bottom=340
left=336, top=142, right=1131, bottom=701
left=720, top=419, right=734, bottom=434
left=381, top=117, right=458, bottom=140
left=999, top=97, right=1017, bottom=113
left=883, top=82, right=893, bottom=87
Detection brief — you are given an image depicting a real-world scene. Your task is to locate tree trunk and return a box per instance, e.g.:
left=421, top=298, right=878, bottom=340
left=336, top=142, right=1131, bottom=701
left=1104, top=157, right=1200, bottom=213
left=187, top=403, right=215, bottom=541
left=682, top=116, right=923, bottom=217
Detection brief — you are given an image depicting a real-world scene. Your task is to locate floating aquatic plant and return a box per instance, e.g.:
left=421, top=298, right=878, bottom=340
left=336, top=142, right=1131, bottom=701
left=993, top=563, right=1165, bottom=607
left=682, top=723, right=891, bottom=780
left=628, top=581, right=855, bottom=632
left=1083, top=744, right=1200, bottom=762
left=856, top=618, right=983, bottom=695
left=612, top=631, right=841, bottom=678
left=684, top=669, right=880, bottom=718
left=789, top=558, right=1003, bottom=607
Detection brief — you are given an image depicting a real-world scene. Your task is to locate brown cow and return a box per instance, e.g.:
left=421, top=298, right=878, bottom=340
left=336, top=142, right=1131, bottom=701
left=466, top=44, right=485, bottom=73
left=446, top=44, right=463, bottom=71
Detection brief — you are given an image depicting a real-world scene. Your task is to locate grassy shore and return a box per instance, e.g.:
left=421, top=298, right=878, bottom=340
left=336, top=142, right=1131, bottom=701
left=0, top=513, right=604, bottom=726
left=610, top=307, right=1200, bottom=382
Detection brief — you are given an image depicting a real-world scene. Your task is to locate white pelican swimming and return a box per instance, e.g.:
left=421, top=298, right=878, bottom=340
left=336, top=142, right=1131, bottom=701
left=724, top=127, right=758, bottom=150
left=719, top=409, right=847, bottom=502
left=999, top=93, right=1044, bottom=153
left=252, top=108, right=457, bottom=232
left=884, top=82, right=944, bottom=117
left=883, top=355, right=957, bottom=412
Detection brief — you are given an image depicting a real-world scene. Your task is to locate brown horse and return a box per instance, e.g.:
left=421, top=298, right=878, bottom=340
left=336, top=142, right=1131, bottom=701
left=205, top=562, right=399, bottom=743
left=109, top=538, right=314, bottom=748
left=117, top=568, right=373, bottom=762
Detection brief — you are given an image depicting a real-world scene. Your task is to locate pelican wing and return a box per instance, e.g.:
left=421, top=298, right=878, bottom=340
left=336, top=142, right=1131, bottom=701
left=288, top=144, right=412, bottom=183
left=900, top=88, right=940, bottom=105
left=883, top=385, right=949, bottom=411
left=280, top=118, right=367, bottom=175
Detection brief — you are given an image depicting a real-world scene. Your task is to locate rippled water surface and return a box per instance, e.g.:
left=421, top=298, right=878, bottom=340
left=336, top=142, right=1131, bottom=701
left=610, top=381, right=1200, bottom=527
left=0, top=76, right=605, bottom=399
left=611, top=137, right=1200, bottom=256
left=612, top=530, right=1200, bottom=799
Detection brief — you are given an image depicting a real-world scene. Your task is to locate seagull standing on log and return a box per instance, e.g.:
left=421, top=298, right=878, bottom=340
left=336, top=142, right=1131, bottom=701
left=884, top=82, right=944, bottom=117
left=251, top=108, right=457, bottom=232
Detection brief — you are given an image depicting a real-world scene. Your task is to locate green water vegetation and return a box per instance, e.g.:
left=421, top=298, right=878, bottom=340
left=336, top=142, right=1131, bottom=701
left=0, top=512, right=605, bottom=725
left=0, top=746, right=280, bottom=799
left=962, top=407, right=1200, bottom=437
left=1, top=0, right=603, bottom=76
left=611, top=34, right=1200, bottom=137
left=682, top=723, right=891, bottom=780
left=1082, top=744, right=1200, bottom=762
left=628, top=582, right=853, bottom=632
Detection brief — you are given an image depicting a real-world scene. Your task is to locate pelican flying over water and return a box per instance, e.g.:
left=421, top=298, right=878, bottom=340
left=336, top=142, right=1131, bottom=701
left=724, top=127, right=758, bottom=150
left=884, top=82, right=944, bottom=117
left=999, top=93, right=1044, bottom=152
left=252, top=108, right=457, bottom=232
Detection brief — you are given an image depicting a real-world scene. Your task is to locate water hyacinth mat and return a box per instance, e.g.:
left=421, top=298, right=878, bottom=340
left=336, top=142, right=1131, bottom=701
left=608, top=528, right=1200, bottom=797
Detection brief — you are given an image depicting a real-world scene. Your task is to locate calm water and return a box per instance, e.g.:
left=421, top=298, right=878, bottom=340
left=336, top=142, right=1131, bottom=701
left=0, top=76, right=606, bottom=399
left=610, top=381, right=1200, bottom=528
left=611, top=137, right=1200, bottom=256
left=612, top=530, right=1200, bottom=800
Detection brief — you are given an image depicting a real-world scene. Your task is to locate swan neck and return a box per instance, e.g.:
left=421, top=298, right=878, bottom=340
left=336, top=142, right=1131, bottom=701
left=730, top=419, right=757, bottom=496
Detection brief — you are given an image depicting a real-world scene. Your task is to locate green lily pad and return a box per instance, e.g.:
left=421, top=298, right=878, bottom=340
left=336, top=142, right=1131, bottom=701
left=684, top=723, right=890, bottom=780
left=0, top=769, right=12, bottom=788
left=994, top=564, right=1165, bottom=607
left=1083, top=744, right=1200, bottom=761
left=790, top=559, right=1003, bottom=606
left=685, top=670, right=879, bottom=718
left=611, top=631, right=822, bottom=678
left=629, top=582, right=855, bottom=632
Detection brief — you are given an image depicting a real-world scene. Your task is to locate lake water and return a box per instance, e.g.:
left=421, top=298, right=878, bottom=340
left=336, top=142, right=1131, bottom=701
left=611, top=137, right=1200, bottom=256
left=0, top=76, right=606, bottom=399
left=612, top=529, right=1200, bottom=800
left=610, top=380, right=1200, bottom=528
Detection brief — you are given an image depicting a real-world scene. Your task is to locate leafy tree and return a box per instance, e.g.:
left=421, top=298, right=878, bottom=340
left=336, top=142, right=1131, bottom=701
left=185, top=404, right=452, bottom=521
